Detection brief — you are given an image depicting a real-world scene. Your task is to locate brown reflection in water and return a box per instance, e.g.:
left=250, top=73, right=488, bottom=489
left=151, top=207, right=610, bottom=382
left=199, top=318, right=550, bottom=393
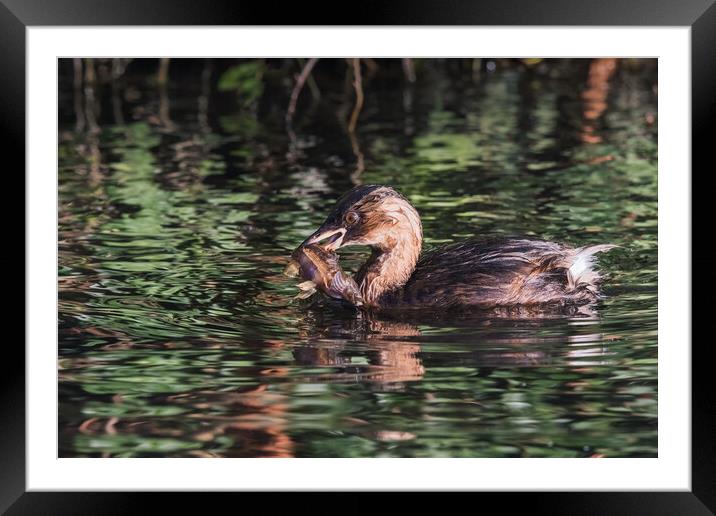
left=293, top=312, right=424, bottom=387
left=83, top=58, right=100, bottom=135
left=73, top=373, right=295, bottom=458
left=158, top=82, right=175, bottom=131
left=181, top=384, right=294, bottom=458
left=291, top=308, right=612, bottom=379
left=581, top=58, right=618, bottom=144
left=72, top=58, right=85, bottom=133
left=110, top=59, right=126, bottom=126
left=175, top=343, right=295, bottom=458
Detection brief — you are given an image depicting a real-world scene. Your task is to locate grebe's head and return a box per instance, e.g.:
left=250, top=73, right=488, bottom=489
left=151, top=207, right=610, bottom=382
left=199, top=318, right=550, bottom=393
left=301, top=185, right=422, bottom=254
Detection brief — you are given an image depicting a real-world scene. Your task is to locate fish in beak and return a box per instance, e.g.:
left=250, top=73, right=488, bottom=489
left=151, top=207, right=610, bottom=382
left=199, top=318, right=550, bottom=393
left=286, top=243, right=363, bottom=306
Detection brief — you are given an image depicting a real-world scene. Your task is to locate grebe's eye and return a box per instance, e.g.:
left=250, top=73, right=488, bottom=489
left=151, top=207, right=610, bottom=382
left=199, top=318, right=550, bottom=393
left=344, top=211, right=360, bottom=226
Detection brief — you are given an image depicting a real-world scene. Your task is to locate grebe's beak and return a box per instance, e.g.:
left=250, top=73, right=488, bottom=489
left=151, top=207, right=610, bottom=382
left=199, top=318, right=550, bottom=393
left=300, top=223, right=347, bottom=252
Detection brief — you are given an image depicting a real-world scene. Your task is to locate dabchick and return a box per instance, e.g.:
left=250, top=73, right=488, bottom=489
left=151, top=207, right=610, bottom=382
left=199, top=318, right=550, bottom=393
left=288, top=185, right=616, bottom=311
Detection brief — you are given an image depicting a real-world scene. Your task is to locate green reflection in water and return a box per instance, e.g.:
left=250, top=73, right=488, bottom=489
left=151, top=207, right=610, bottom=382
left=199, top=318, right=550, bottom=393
left=59, top=59, right=657, bottom=458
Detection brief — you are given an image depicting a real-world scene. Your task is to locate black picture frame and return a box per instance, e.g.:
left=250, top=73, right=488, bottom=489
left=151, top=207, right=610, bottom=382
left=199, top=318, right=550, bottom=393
left=5, top=0, right=713, bottom=513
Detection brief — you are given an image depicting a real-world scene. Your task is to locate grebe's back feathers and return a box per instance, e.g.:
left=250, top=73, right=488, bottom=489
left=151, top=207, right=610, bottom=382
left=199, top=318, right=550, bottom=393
left=378, top=239, right=615, bottom=309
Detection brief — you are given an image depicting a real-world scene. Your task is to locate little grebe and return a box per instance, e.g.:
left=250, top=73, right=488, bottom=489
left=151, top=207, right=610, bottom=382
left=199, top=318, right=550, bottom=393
left=288, top=185, right=616, bottom=311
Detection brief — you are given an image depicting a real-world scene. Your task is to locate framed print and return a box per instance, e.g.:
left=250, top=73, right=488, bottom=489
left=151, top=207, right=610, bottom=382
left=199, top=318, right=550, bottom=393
left=6, top=0, right=714, bottom=512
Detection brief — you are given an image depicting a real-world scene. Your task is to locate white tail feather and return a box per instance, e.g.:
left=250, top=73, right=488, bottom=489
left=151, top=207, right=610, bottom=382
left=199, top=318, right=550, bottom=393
left=567, top=244, right=618, bottom=290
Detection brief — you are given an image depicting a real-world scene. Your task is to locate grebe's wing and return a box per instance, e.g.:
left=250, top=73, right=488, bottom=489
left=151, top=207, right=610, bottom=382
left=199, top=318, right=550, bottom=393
left=386, top=239, right=616, bottom=308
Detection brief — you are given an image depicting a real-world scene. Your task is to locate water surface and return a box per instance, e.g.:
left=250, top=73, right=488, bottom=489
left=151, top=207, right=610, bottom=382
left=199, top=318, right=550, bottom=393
left=58, top=59, right=657, bottom=457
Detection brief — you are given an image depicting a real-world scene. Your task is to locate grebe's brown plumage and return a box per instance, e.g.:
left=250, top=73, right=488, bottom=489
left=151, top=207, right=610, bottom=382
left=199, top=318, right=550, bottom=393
left=290, top=185, right=616, bottom=311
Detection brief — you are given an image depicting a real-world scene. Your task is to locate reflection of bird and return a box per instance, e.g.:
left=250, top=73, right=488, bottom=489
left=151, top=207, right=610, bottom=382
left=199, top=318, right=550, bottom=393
left=292, top=311, right=425, bottom=385
left=291, top=185, right=616, bottom=311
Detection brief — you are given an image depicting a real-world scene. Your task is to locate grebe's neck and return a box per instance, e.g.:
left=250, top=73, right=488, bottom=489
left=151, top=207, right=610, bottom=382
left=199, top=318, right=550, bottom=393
left=356, top=210, right=422, bottom=306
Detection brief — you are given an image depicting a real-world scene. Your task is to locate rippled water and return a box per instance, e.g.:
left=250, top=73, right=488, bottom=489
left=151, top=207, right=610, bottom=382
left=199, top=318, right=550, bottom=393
left=58, top=59, right=657, bottom=457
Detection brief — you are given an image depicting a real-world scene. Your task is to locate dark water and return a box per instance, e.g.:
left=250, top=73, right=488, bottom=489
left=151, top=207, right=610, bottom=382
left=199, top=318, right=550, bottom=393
left=58, top=59, right=657, bottom=458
